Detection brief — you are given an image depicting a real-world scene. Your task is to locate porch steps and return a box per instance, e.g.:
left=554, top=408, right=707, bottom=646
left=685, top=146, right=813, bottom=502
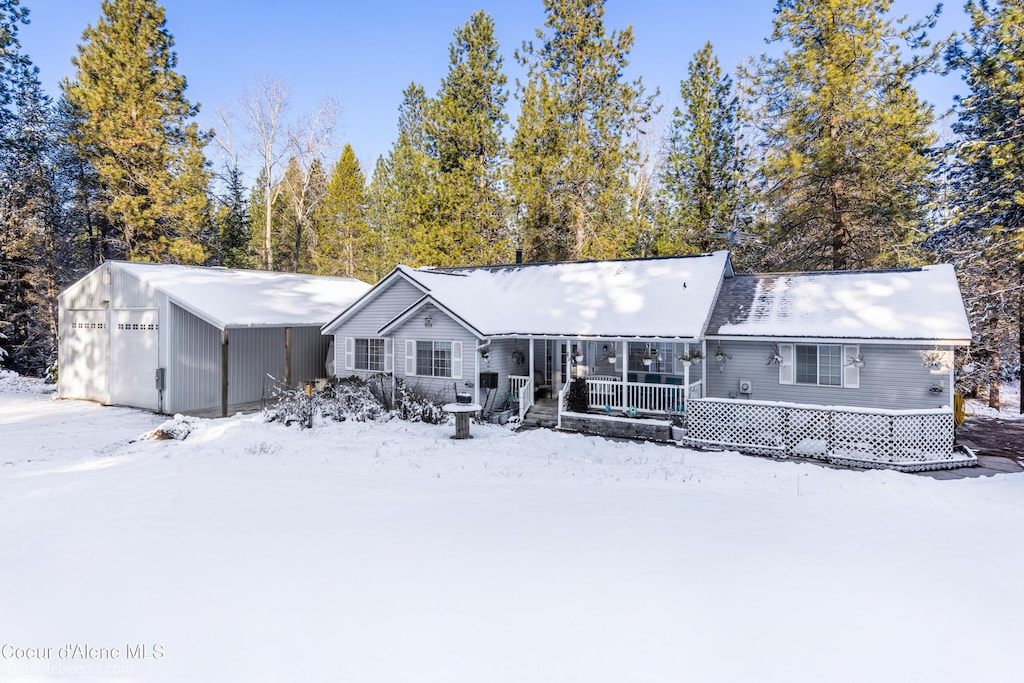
left=521, top=399, right=559, bottom=429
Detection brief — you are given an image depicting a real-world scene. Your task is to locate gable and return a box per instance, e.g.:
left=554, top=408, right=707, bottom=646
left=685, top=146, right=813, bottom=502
left=324, top=276, right=426, bottom=338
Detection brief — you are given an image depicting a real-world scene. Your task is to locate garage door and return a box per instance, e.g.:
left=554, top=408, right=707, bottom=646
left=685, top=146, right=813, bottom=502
left=110, top=309, right=160, bottom=411
left=61, top=309, right=109, bottom=401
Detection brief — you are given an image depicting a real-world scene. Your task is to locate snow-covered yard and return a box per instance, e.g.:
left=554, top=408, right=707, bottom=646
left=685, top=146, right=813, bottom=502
left=2, top=373, right=1022, bottom=682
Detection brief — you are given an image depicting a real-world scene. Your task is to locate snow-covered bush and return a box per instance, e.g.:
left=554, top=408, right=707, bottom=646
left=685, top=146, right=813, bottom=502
left=264, top=377, right=384, bottom=427
left=264, top=375, right=449, bottom=428
left=394, top=377, right=447, bottom=424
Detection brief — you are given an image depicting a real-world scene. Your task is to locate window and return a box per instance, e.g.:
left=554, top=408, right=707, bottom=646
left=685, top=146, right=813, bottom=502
left=796, top=344, right=842, bottom=386
left=628, top=342, right=674, bottom=374
left=416, top=341, right=452, bottom=377
left=355, top=338, right=385, bottom=371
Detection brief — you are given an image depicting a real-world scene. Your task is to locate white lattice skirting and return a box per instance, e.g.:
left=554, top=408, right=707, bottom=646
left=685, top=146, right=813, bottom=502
left=681, top=398, right=976, bottom=472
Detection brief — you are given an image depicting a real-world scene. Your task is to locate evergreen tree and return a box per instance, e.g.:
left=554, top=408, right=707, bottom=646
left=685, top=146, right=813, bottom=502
left=313, top=144, right=378, bottom=280
left=745, top=0, right=939, bottom=271
left=657, top=42, right=741, bottom=255
left=369, top=84, right=436, bottom=268
left=936, top=0, right=1024, bottom=410
left=423, top=10, right=510, bottom=266
left=0, top=5, right=87, bottom=375
left=212, top=164, right=250, bottom=268
left=61, top=0, right=212, bottom=264
left=511, top=0, right=656, bottom=262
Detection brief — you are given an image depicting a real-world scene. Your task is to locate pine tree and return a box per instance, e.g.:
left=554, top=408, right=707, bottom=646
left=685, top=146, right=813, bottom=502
left=936, top=0, right=1024, bottom=410
left=745, top=0, right=938, bottom=271
left=423, top=10, right=510, bottom=266
left=369, top=84, right=436, bottom=268
left=213, top=164, right=250, bottom=268
left=657, top=42, right=741, bottom=255
left=313, top=144, right=379, bottom=280
left=511, top=0, right=656, bottom=262
left=61, top=0, right=212, bottom=264
left=0, top=4, right=87, bottom=375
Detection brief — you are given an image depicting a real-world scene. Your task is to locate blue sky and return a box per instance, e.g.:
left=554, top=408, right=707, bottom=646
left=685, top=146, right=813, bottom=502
left=21, top=0, right=968, bottom=178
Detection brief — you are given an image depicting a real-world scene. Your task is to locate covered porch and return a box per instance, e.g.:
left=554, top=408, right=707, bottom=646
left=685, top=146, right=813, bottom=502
left=496, top=338, right=706, bottom=426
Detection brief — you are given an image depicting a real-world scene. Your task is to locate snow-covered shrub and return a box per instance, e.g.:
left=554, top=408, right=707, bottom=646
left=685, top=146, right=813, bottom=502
left=394, top=377, right=447, bottom=424
left=264, top=375, right=448, bottom=428
left=265, top=377, right=384, bottom=427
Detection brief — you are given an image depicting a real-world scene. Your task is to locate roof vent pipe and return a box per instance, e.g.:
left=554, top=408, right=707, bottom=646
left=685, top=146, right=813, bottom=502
left=515, top=249, right=523, bottom=264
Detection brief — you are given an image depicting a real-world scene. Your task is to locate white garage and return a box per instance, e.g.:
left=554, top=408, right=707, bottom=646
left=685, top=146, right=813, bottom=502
left=58, top=261, right=370, bottom=415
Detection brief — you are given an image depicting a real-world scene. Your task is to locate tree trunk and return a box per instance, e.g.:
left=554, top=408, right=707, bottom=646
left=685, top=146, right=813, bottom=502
left=989, top=348, right=1001, bottom=410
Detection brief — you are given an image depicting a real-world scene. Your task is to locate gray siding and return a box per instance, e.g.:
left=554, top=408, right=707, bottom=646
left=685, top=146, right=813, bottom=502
left=477, top=339, right=528, bottom=411
left=334, top=301, right=479, bottom=405
left=391, top=303, right=479, bottom=403
left=166, top=303, right=220, bottom=413
left=332, top=278, right=424, bottom=373
left=705, top=341, right=953, bottom=411
left=339, top=279, right=423, bottom=338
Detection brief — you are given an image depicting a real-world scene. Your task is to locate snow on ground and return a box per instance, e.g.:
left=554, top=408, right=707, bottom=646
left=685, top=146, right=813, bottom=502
left=1, top=377, right=1023, bottom=682
left=966, top=379, right=1024, bottom=420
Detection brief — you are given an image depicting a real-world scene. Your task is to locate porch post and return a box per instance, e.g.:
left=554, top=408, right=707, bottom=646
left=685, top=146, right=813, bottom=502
left=620, top=340, right=628, bottom=410
left=683, top=354, right=691, bottom=403
left=221, top=329, right=229, bottom=418
left=529, top=338, right=535, bottom=388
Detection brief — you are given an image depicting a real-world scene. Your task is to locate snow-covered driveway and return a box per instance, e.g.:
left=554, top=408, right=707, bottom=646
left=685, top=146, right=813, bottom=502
left=1, top=377, right=1022, bottom=682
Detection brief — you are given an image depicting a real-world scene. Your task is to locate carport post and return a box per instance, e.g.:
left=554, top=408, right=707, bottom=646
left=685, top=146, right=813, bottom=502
left=285, top=327, right=292, bottom=388
left=221, top=329, right=229, bottom=418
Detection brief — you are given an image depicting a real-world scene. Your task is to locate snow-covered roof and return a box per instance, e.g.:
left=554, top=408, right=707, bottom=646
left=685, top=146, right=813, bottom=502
left=113, top=262, right=371, bottom=329
left=387, top=251, right=732, bottom=339
left=706, top=264, right=971, bottom=343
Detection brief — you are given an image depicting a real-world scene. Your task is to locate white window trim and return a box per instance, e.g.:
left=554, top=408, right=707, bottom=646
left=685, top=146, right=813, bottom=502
left=785, top=343, right=857, bottom=389
left=407, top=339, right=462, bottom=379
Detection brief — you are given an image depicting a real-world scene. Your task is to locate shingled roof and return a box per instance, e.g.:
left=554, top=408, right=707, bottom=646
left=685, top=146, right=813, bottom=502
left=705, top=265, right=971, bottom=344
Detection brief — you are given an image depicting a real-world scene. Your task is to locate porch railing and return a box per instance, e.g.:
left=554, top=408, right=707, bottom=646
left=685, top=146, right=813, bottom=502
left=508, top=375, right=534, bottom=422
left=585, top=378, right=703, bottom=414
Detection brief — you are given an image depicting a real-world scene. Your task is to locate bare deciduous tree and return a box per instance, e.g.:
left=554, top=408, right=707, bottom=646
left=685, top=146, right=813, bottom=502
left=240, top=76, right=291, bottom=270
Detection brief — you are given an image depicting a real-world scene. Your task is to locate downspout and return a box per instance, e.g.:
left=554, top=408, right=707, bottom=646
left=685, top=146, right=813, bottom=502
left=475, top=339, right=491, bottom=406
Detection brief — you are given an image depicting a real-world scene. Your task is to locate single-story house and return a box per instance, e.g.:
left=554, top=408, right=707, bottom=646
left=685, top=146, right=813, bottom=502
left=690, top=265, right=973, bottom=469
left=323, top=252, right=974, bottom=470
left=321, top=251, right=733, bottom=431
left=58, top=261, right=370, bottom=415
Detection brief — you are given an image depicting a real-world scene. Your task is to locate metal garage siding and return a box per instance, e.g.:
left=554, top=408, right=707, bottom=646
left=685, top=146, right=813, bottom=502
left=289, top=326, right=332, bottom=384
left=227, top=327, right=285, bottom=406
left=166, top=303, right=220, bottom=413
left=704, top=341, right=953, bottom=411
left=110, top=266, right=159, bottom=308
